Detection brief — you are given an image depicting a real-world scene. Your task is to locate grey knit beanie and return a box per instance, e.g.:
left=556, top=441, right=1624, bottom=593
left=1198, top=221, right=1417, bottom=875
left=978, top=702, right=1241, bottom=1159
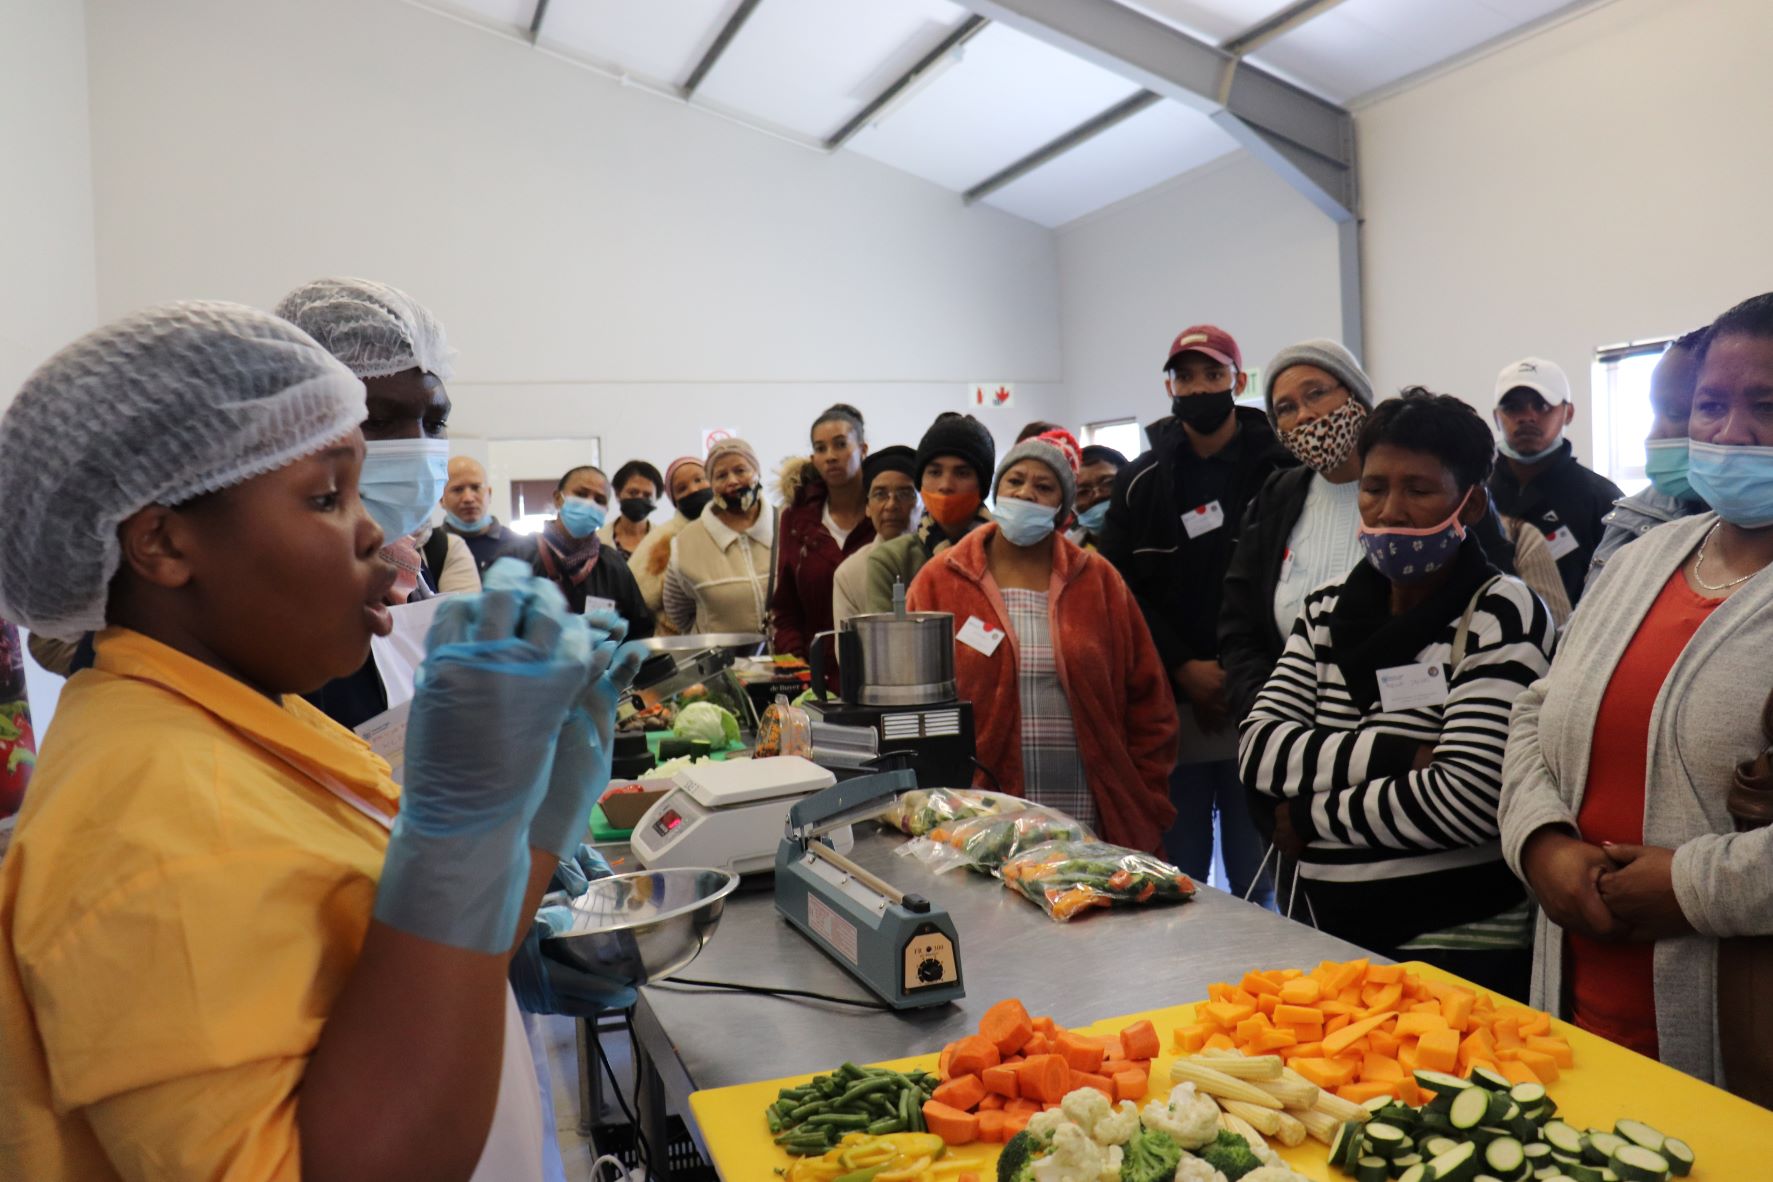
left=1263, top=339, right=1374, bottom=421
left=993, top=429, right=1080, bottom=521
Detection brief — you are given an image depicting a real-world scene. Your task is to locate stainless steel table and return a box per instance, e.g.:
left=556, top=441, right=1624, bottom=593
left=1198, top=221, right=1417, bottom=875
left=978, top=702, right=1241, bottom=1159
left=616, top=828, right=1378, bottom=1179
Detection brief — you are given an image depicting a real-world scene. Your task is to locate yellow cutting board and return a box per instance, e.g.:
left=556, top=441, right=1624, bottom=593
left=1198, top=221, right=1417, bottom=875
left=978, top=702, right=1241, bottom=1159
left=688, top=962, right=1769, bottom=1181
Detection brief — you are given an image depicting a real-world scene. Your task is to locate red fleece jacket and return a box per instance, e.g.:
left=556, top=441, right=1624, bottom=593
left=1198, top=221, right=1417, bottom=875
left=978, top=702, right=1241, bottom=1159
left=906, top=524, right=1179, bottom=854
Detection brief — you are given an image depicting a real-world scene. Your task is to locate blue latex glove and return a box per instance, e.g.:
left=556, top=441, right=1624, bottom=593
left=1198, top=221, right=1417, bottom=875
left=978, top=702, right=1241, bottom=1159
left=510, top=849, right=637, bottom=1015
left=376, top=560, right=593, bottom=953
left=529, top=607, right=651, bottom=859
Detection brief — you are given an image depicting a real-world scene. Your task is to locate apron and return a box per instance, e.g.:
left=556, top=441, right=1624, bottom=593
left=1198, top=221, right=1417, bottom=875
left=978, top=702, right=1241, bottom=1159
left=255, top=739, right=547, bottom=1180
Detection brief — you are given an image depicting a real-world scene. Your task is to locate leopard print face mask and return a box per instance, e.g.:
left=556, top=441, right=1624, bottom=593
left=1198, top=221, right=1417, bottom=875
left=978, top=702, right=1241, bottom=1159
left=1279, top=397, right=1366, bottom=472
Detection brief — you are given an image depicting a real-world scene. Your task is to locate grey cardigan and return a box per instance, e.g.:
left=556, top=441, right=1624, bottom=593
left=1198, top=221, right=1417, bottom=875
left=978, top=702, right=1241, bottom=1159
left=1500, top=511, right=1773, bottom=1087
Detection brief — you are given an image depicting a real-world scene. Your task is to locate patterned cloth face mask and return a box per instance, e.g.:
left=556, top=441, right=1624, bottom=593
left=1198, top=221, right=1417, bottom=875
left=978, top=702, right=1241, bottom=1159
left=1279, top=398, right=1366, bottom=472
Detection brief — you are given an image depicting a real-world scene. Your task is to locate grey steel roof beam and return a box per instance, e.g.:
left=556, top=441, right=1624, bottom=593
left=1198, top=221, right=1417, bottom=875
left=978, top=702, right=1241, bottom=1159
left=1221, top=0, right=1350, bottom=58
left=527, top=0, right=550, bottom=44
left=824, top=14, right=991, bottom=152
left=962, top=89, right=1160, bottom=205
left=681, top=0, right=765, bottom=99
left=955, top=0, right=1355, bottom=220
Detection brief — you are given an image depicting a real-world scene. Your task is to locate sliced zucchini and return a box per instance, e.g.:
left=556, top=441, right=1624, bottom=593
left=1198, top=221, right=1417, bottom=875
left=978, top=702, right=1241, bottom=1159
left=1358, top=1155, right=1393, bottom=1182
left=1366, top=1094, right=1401, bottom=1116
left=1424, top=1136, right=1461, bottom=1158
left=1429, top=1141, right=1481, bottom=1182
left=1614, top=1121, right=1666, bottom=1154
left=1466, top=1125, right=1509, bottom=1148
left=1450, top=1087, right=1492, bottom=1130
left=1524, top=1143, right=1554, bottom=1165
left=1543, top=1120, right=1585, bottom=1157
left=1610, top=1145, right=1672, bottom=1182
left=1398, top=1165, right=1430, bottom=1182
left=1330, top=1119, right=1360, bottom=1169
left=1470, top=1065, right=1514, bottom=1093
left=1660, top=1138, right=1694, bottom=1177
left=1484, top=1136, right=1526, bottom=1178
left=1417, top=1069, right=1476, bottom=1096
left=1598, top=1171, right=1619, bottom=1182
left=1419, top=1111, right=1455, bottom=1133
left=1366, top=1122, right=1410, bottom=1157
left=1583, top=1133, right=1627, bottom=1165
left=1508, top=1083, right=1548, bottom=1109
left=1562, top=1164, right=1603, bottom=1182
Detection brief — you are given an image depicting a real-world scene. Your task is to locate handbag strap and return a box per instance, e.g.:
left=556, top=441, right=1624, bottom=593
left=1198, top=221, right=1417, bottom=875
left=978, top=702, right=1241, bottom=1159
left=1451, top=576, right=1502, bottom=667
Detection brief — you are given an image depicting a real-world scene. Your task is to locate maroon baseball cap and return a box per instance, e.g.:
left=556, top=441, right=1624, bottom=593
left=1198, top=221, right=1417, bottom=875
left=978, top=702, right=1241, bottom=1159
left=1164, top=324, right=1242, bottom=373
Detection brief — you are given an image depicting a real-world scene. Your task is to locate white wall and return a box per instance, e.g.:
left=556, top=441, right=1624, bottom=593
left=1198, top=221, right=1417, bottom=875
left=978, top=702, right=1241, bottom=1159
left=1056, top=153, right=1345, bottom=437
left=1, top=0, right=100, bottom=730
left=1357, top=0, right=1773, bottom=460
left=82, top=0, right=1066, bottom=481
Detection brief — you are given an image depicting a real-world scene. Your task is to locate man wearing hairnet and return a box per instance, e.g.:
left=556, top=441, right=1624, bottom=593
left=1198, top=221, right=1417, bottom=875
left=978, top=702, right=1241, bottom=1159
left=0, top=301, right=642, bottom=1181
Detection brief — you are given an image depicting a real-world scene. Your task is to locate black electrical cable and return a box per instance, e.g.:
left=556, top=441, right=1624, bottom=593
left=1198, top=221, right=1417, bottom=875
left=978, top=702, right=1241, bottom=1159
left=591, top=1010, right=654, bottom=1179
left=658, top=975, right=894, bottom=1011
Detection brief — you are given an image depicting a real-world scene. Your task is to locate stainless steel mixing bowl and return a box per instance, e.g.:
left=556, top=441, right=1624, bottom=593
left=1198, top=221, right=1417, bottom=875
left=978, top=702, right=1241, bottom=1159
left=542, top=867, right=740, bottom=986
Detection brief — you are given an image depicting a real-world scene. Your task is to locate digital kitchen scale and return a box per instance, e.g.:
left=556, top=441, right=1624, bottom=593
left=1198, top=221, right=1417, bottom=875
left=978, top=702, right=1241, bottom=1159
left=630, top=755, right=854, bottom=876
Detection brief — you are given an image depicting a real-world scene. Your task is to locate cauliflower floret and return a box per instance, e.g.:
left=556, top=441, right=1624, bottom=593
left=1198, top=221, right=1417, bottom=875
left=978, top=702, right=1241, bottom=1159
left=1091, top=1100, right=1141, bottom=1147
left=1172, top=1155, right=1230, bottom=1182
left=1098, top=1144, right=1124, bottom=1182
left=1031, top=1123, right=1110, bottom=1182
left=1027, top=1108, right=1070, bottom=1141
left=1239, top=1167, right=1311, bottom=1182
left=1140, top=1082, right=1221, bottom=1150
left=1060, top=1086, right=1112, bottom=1134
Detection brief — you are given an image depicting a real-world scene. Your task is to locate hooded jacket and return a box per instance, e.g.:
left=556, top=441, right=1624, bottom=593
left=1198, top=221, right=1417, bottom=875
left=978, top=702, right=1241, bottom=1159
left=906, top=525, right=1179, bottom=853
left=768, top=458, right=875, bottom=668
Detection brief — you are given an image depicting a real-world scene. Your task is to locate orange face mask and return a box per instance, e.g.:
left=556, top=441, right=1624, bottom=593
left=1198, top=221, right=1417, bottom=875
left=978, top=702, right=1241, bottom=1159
left=921, top=488, right=982, bottom=530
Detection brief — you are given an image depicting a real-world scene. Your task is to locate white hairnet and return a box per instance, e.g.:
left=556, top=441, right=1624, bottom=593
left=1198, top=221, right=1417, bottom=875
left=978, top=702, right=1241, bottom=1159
left=0, top=301, right=366, bottom=640
left=275, top=277, right=456, bottom=381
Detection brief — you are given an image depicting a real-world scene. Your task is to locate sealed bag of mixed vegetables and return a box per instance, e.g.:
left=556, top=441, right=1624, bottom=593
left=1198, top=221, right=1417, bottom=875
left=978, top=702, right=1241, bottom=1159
left=999, top=840, right=1197, bottom=922
left=879, top=787, right=1027, bottom=837
left=898, top=807, right=1093, bottom=877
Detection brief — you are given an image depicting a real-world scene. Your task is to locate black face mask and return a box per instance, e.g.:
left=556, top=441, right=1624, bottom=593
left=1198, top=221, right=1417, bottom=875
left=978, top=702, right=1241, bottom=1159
left=1171, top=389, right=1235, bottom=432
left=619, top=496, right=655, bottom=523
left=717, top=484, right=762, bottom=515
left=677, top=487, right=714, bottom=521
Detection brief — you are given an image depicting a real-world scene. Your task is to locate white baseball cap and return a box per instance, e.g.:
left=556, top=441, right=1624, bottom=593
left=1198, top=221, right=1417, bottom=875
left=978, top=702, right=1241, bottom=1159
left=1495, top=357, right=1570, bottom=407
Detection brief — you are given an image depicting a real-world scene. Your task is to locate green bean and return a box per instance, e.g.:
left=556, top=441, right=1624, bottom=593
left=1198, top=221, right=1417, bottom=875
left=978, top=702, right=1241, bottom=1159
left=766, top=1108, right=783, bottom=1134
left=804, top=1113, right=870, bottom=1129
left=837, top=1062, right=867, bottom=1082
left=836, top=1076, right=901, bottom=1106
left=789, top=1100, right=828, bottom=1121
left=866, top=1117, right=906, bottom=1135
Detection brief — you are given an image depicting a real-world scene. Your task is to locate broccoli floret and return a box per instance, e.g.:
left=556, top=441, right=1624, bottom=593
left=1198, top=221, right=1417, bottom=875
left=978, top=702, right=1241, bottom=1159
left=998, top=1130, right=1041, bottom=1182
left=1197, top=1130, right=1264, bottom=1182
left=1118, top=1127, right=1183, bottom=1182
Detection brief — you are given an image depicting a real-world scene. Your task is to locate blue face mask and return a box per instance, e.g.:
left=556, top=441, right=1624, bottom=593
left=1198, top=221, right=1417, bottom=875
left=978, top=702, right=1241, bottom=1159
left=1687, top=441, right=1773, bottom=528
left=558, top=496, right=607, bottom=538
left=1357, top=490, right=1473, bottom=584
left=994, top=496, right=1060, bottom=546
left=360, top=438, right=450, bottom=540
left=444, top=510, right=490, bottom=535
left=1076, top=501, right=1109, bottom=534
left=1644, top=438, right=1697, bottom=503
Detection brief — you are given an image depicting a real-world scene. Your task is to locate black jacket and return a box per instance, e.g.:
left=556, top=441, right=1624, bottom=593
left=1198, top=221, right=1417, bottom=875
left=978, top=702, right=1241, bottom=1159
left=1099, top=407, right=1294, bottom=672
left=1488, top=440, right=1622, bottom=609
left=533, top=543, right=656, bottom=639
left=1220, top=470, right=1525, bottom=727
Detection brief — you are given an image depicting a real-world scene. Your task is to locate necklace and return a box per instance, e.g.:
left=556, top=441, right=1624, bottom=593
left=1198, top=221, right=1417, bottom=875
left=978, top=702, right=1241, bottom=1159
left=1693, top=520, right=1759, bottom=592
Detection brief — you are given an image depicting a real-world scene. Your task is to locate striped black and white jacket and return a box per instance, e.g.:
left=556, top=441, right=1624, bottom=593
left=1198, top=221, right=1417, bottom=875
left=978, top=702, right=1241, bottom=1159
left=1238, top=559, right=1556, bottom=946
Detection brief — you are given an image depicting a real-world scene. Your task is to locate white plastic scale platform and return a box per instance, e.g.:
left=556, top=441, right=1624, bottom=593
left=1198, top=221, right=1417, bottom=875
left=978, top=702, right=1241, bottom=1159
left=630, top=756, right=855, bottom=875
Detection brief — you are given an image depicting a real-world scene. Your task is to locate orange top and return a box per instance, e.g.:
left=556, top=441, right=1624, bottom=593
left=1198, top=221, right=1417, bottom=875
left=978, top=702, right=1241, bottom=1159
left=1570, top=569, right=1723, bottom=1060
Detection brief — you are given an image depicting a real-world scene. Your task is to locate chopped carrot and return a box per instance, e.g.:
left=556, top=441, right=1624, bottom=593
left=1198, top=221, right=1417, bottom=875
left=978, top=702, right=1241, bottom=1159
left=1003, top=1112, right=1030, bottom=1139
left=1417, top=1028, right=1460, bottom=1074
left=939, top=1043, right=955, bottom=1081
left=1005, top=1097, right=1040, bottom=1117
left=1018, top=1054, right=1071, bottom=1104
left=981, top=1065, right=1020, bottom=1099
left=1053, top=1032, right=1105, bottom=1075
left=977, top=1093, right=1005, bottom=1111
left=1100, top=1059, right=1134, bottom=1077
left=1023, top=1033, right=1050, bottom=1057
left=1075, top=1071, right=1114, bottom=1098
left=921, top=1100, right=979, bottom=1146
left=1119, top=1019, right=1160, bottom=1061
left=948, top=1035, right=1000, bottom=1079
left=1113, top=1068, right=1148, bottom=1103
left=959, top=1174, right=981, bottom=1182
left=932, top=1074, right=986, bottom=1112
left=979, top=999, right=1035, bottom=1056
left=1031, top=1016, right=1055, bottom=1035
left=977, top=1109, right=1007, bottom=1143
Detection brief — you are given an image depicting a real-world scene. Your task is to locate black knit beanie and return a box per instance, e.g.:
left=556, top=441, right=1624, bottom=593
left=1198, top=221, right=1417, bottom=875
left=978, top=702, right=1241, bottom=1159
left=914, top=413, right=996, bottom=489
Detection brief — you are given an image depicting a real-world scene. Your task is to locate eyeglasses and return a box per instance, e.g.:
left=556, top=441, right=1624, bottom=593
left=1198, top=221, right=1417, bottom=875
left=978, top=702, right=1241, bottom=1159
left=868, top=488, right=918, bottom=506
left=1272, top=382, right=1346, bottom=425
left=1076, top=479, right=1116, bottom=498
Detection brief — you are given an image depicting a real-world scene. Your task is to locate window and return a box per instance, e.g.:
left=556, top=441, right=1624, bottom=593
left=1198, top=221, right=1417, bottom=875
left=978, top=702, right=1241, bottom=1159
left=1591, top=339, right=1671, bottom=494
left=1081, top=418, right=1145, bottom=459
